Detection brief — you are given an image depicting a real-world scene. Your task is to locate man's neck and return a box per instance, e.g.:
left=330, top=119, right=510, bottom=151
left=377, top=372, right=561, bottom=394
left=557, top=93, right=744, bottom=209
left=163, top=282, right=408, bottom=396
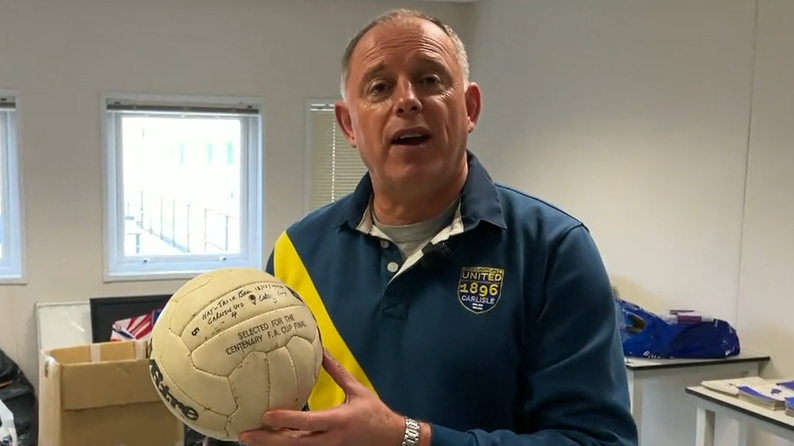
left=372, top=164, right=468, bottom=226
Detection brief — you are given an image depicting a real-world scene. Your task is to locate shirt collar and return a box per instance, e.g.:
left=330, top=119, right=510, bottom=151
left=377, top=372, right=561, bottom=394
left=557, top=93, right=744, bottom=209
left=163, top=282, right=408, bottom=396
left=336, top=150, right=506, bottom=232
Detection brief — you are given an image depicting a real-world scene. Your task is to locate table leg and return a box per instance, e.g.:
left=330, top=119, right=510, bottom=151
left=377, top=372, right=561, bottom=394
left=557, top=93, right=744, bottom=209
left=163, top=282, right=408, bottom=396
left=737, top=420, right=752, bottom=446
left=695, top=407, right=715, bottom=446
left=738, top=364, right=759, bottom=446
left=628, top=373, right=643, bottom=440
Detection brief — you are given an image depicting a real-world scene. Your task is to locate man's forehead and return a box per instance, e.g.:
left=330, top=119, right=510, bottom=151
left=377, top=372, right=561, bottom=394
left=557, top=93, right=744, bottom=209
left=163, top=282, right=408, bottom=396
left=354, top=18, right=453, bottom=60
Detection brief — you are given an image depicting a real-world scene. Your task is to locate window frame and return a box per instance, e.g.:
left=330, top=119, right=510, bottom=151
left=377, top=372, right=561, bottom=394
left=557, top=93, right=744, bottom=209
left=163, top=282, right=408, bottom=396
left=101, top=93, right=264, bottom=282
left=0, top=94, right=26, bottom=283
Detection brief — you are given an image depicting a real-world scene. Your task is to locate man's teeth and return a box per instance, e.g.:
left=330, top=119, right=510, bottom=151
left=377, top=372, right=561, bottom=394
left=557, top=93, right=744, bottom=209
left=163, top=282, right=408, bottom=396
left=398, top=133, right=422, bottom=139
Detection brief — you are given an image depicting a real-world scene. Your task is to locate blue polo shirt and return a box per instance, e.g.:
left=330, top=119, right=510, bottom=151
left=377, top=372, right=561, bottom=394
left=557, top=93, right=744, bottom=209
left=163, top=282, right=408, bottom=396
left=265, top=152, right=638, bottom=446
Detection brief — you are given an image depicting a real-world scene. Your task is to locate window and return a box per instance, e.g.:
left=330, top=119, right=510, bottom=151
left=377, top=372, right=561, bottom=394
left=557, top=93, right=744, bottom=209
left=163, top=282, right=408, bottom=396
left=0, top=96, right=24, bottom=281
left=307, top=102, right=367, bottom=212
left=103, top=96, right=264, bottom=281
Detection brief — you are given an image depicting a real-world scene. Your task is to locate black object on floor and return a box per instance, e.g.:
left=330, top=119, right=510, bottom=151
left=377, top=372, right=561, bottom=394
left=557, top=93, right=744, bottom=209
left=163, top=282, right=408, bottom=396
left=0, top=348, right=38, bottom=446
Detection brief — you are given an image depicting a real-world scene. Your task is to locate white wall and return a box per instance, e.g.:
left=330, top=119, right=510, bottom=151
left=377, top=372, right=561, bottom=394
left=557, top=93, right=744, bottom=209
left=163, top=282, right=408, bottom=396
left=0, top=0, right=469, bottom=384
left=3, top=0, right=794, bottom=444
left=467, top=0, right=794, bottom=446
left=738, top=0, right=794, bottom=404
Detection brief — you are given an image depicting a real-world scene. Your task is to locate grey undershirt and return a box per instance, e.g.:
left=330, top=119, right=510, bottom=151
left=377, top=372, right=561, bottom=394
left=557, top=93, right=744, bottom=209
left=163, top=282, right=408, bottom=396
left=373, top=197, right=460, bottom=260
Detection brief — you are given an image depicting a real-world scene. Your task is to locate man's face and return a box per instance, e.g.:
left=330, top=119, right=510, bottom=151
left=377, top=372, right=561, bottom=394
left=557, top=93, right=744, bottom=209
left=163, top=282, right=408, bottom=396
left=335, top=18, right=481, bottom=196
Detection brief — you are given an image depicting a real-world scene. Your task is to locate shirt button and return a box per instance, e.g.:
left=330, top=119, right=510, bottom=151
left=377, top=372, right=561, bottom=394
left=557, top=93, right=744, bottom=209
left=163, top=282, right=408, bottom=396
left=380, top=240, right=390, bottom=249
left=387, top=261, right=399, bottom=273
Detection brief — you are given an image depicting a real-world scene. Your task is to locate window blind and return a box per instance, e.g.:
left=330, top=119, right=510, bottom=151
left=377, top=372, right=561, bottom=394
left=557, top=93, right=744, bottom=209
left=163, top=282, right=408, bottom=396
left=308, top=104, right=367, bottom=211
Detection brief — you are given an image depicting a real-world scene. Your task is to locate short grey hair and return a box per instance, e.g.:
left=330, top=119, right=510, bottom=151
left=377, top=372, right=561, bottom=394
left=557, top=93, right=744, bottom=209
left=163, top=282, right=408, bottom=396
left=339, top=8, right=470, bottom=99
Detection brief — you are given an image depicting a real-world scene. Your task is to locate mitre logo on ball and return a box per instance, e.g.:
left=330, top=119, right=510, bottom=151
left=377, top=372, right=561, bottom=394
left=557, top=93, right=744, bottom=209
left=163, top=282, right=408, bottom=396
left=148, top=353, right=199, bottom=421
left=147, top=267, right=323, bottom=442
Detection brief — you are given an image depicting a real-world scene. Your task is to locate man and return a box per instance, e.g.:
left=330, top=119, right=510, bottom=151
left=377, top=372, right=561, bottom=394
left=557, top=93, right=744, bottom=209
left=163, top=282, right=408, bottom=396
left=242, top=8, right=638, bottom=446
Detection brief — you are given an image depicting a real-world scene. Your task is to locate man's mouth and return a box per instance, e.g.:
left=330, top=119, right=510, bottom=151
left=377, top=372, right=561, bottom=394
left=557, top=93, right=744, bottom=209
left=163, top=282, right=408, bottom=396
left=391, top=131, right=432, bottom=146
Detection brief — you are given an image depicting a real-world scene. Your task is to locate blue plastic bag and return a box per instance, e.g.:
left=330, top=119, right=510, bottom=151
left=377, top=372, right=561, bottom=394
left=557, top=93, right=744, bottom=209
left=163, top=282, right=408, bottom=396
left=614, top=298, right=741, bottom=359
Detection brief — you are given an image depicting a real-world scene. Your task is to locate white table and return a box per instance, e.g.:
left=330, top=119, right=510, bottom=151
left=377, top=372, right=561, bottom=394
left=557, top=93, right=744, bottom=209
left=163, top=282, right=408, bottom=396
left=686, top=385, right=794, bottom=446
left=625, top=352, right=770, bottom=439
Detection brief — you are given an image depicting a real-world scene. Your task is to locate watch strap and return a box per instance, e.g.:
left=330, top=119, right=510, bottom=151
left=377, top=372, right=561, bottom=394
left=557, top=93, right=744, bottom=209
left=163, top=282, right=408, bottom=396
left=401, top=417, right=421, bottom=446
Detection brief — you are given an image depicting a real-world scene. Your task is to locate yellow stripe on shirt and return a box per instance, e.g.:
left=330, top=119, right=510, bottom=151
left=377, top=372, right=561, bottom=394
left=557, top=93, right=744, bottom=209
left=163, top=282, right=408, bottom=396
left=272, top=231, right=378, bottom=410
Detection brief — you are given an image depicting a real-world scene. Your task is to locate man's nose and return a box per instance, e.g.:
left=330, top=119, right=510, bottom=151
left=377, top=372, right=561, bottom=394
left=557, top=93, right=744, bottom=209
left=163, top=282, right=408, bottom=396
left=394, top=81, right=422, bottom=116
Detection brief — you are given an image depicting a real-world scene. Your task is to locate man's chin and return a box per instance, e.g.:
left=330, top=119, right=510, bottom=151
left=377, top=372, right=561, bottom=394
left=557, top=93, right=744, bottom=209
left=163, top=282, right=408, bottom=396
left=386, top=165, right=443, bottom=191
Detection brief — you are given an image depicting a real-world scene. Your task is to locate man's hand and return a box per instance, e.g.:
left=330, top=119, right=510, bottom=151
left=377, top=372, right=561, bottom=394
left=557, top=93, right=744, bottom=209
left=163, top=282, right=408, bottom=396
left=239, top=350, right=407, bottom=446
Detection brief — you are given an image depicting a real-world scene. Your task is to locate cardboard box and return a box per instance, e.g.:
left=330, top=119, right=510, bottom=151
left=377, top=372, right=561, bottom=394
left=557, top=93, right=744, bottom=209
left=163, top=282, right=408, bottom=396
left=38, top=340, right=183, bottom=446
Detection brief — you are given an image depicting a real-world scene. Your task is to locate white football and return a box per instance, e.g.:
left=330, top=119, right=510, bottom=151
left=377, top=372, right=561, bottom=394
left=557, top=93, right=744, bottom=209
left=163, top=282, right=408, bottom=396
left=148, top=267, right=323, bottom=441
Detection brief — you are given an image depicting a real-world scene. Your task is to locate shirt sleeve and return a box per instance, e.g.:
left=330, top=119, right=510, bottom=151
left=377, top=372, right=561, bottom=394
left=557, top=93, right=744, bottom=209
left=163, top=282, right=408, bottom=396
left=429, top=225, right=638, bottom=446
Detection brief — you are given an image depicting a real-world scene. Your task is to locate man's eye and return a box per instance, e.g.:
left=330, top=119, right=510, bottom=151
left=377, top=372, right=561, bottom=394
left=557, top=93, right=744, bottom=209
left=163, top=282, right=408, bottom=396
left=421, top=76, right=441, bottom=85
left=370, top=83, right=388, bottom=94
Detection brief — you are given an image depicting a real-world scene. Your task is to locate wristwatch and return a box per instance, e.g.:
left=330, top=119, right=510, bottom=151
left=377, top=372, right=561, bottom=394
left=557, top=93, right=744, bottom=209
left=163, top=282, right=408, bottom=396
left=402, top=417, right=421, bottom=446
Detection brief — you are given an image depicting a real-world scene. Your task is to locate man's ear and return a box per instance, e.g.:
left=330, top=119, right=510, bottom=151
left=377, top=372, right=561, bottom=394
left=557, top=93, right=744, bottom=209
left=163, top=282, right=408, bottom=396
left=464, top=82, right=482, bottom=134
left=334, top=100, right=356, bottom=148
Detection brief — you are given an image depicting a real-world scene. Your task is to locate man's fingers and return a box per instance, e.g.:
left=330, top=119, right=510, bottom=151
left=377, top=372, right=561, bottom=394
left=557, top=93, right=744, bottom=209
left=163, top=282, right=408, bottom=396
left=263, top=407, right=335, bottom=432
left=321, top=349, right=366, bottom=396
left=239, top=427, right=315, bottom=446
